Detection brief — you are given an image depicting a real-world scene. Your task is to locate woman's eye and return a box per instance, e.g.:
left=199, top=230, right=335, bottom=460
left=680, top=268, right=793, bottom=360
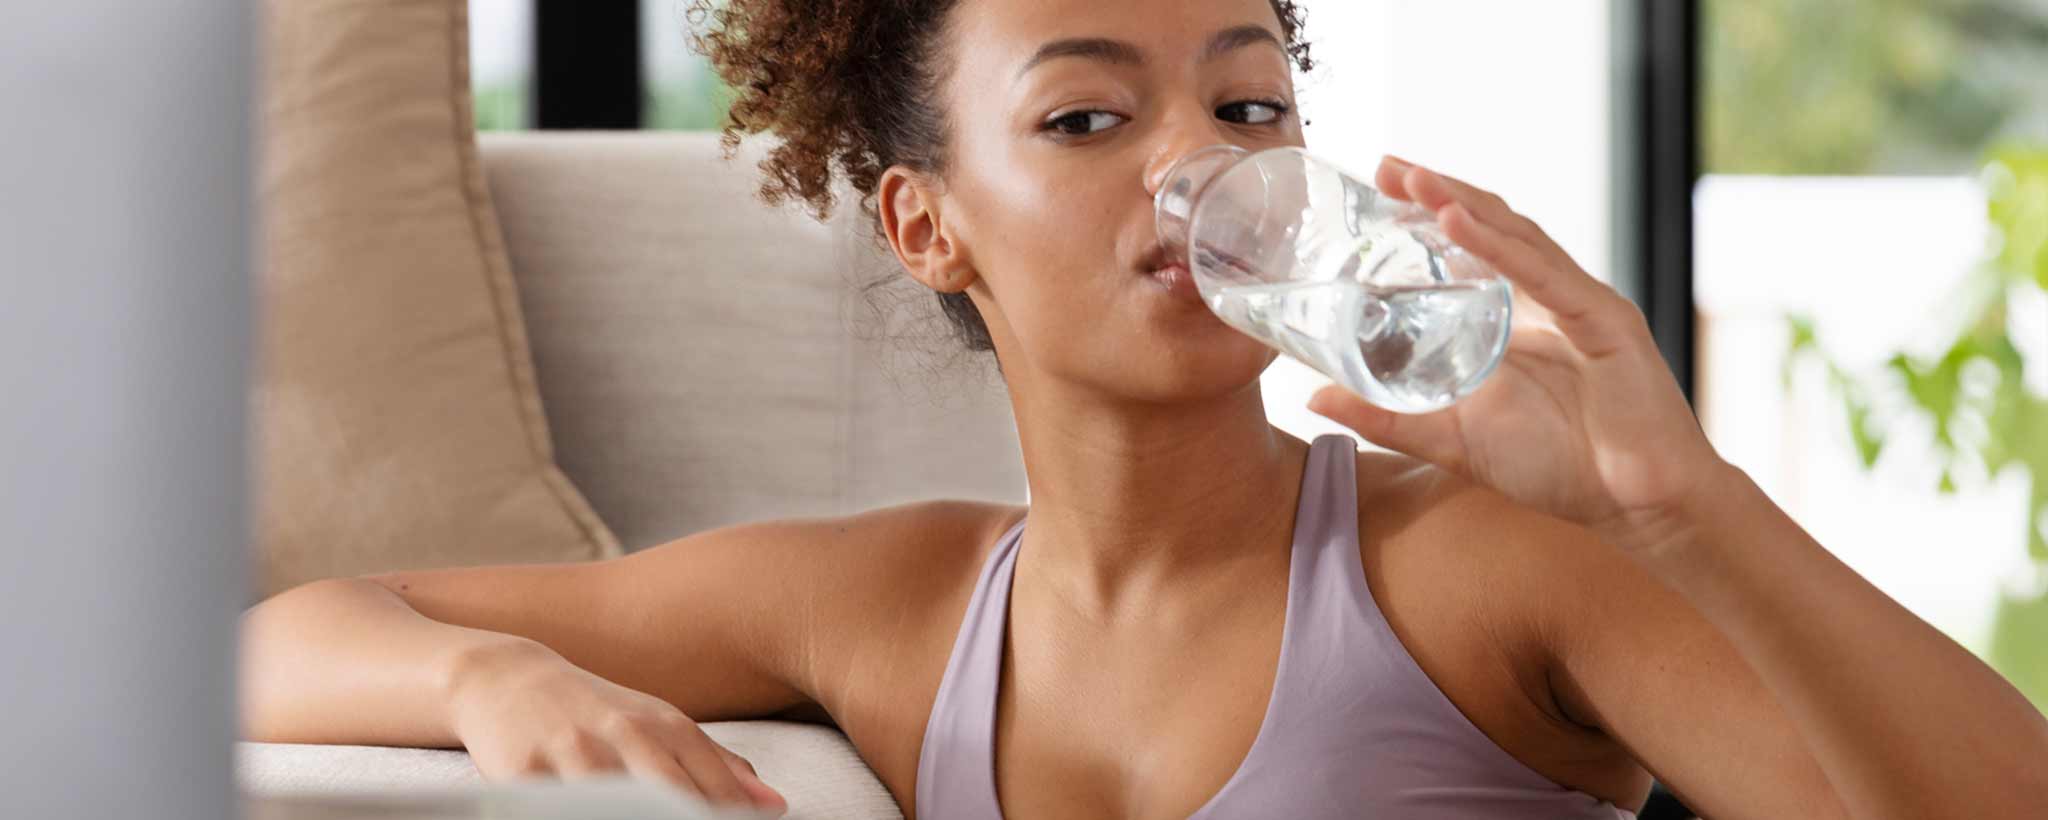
left=1044, top=110, right=1128, bottom=137
left=1217, top=100, right=1290, bottom=126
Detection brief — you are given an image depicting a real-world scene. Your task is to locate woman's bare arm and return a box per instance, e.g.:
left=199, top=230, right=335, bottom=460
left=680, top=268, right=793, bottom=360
left=240, top=576, right=559, bottom=746
left=1314, top=156, right=2048, bottom=818
left=239, top=499, right=990, bottom=748
left=1456, top=466, right=2046, bottom=819
left=1444, top=480, right=1852, bottom=819
left=1611, top=465, right=2048, bottom=818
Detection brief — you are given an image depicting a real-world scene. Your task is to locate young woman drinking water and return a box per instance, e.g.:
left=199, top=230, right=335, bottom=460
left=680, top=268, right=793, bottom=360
left=241, top=1, right=2048, bottom=817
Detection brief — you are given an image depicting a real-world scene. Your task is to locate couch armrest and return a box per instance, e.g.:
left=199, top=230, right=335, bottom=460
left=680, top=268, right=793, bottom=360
left=238, top=720, right=902, bottom=820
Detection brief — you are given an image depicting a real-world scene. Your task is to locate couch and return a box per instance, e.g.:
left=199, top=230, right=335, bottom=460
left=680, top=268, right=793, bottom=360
left=237, top=130, right=1032, bottom=820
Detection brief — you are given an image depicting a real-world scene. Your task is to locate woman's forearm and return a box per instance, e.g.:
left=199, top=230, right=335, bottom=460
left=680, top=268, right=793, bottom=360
left=238, top=577, right=554, bottom=747
left=1635, top=464, right=2048, bottom=818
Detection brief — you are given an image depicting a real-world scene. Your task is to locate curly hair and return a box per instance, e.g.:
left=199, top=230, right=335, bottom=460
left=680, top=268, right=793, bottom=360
left=687, top=0, right=1314, bottom=355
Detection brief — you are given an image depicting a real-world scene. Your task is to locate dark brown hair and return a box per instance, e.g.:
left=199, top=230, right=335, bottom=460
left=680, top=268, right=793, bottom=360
left=688, top=0, right=1313, bottom=355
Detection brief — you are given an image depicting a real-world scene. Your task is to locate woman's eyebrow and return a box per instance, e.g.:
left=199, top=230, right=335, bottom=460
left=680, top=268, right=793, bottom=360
left=1015, top=24, right=1284, bottom=80
left=1200, top=25, right=1284, bottom=63
left=1016, top=37, right=1143, bottom=78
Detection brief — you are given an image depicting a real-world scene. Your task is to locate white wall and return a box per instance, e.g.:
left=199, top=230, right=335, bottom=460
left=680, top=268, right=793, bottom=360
left=471, top=0, right=1626, bottom=457
left=1267, top=5, right=2038, bottom=656
left=470, top=0, right=532, bottom=86
left=1696, top=175, right=2037, bottom=652
left=1267, top=0, right=1616, bottom=445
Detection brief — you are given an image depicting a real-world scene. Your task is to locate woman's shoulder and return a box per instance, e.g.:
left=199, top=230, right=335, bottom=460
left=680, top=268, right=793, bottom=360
left=1350, top=448, right=1510, bottom=611
left=782, top=498, right=1024, bottom=666
left=1346, top=448, right=1644, bottom=782
left=1348, top=446, right=1634, bottom=722
left=1350, top=447, right=1589, bottom=566
left=789, top=498, right=1025, bottom=607
left=775, top=499, right=1025, bottom=787
left=836, top=498, right=1026, bottom=570
left=1350, top=448, right=1614, bottom=634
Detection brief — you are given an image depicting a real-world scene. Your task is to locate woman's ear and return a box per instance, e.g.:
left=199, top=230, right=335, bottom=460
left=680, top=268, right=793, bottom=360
left=878, top=166, right=976, bottom=294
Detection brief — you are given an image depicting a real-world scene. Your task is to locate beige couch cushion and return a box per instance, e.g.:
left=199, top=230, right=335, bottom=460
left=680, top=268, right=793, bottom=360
left=238, top=722, right=903, bottom=819
left=254, top=0, right=620, bottom=597
left=480, top=133, right=1027, bottom=550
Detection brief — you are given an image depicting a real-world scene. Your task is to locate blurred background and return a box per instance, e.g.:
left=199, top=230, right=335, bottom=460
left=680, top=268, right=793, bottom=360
left=469, top=0, right=2048, bottom=714
left=6, top=2, right=2043, bottom=818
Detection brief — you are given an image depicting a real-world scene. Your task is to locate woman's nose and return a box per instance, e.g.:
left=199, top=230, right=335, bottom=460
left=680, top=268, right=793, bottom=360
left=1143, top=114, right=1233, bottom=197
left=1145, top=141, right=1217, bottom=198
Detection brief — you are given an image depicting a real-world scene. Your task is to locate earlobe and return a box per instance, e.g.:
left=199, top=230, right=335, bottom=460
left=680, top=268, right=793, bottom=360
left=878, top=166, right=975, bottom=294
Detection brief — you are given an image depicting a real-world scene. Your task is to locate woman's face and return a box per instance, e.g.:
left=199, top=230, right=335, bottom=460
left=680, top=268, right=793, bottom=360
left=913, top=0, right=1306, bottom=403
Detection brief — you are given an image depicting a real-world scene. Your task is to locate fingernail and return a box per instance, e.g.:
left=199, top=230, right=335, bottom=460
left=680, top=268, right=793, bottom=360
left=1385, top=154, right=1412, bottom=170
left=743, top=774, right=785, bottom=803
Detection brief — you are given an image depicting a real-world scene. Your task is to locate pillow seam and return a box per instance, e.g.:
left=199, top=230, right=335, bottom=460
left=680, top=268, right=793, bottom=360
left=446, top=1, right=621, bottom=560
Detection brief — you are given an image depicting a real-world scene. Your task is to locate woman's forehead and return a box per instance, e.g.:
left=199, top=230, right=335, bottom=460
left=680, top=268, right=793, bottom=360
left=947, top=0, right=1285, bottom=77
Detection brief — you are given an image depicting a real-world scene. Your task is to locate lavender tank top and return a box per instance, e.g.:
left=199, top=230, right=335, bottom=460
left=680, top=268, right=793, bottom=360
left=914, top=433, right=1639, bottom=819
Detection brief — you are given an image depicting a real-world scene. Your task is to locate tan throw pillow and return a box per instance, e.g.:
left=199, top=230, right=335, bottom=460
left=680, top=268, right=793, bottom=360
left=253, top=0, right=620, bottom=598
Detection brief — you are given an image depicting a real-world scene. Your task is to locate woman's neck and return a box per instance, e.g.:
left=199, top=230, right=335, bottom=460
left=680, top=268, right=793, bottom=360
left=1006, top=380, right=1313, bottom=622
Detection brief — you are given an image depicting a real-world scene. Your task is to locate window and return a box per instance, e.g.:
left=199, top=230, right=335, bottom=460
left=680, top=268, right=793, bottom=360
left=464, top=1, right=1621, bottom=452
left=1268, top=0, right=1618, bottom=447
left=643, top=0, right=732, bottom=131
left=468, top=1, right=731, bottom=132
left=1695, top=0, right=2048, bottom=710
left=469, top=0, right=533, bottom=131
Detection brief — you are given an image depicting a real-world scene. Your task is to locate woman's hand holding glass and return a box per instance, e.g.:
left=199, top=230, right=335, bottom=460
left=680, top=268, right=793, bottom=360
left=1309, top=156, right=1732, bottom=558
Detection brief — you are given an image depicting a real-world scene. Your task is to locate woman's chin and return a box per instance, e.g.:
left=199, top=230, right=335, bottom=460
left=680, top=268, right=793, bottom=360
left=1082, top=282, right=1282, bottom=396
left=1133, top=333, right=1279, bottom=396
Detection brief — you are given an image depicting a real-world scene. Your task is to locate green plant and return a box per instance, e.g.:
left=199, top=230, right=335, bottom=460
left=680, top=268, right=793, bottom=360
left=646, top=72, right=733, bottom=132
left=474, top=82, right=529, bottom=132
left=1786, top=145, right=2048, bottom=710
left=1705, top=0, right=2048, bottom=176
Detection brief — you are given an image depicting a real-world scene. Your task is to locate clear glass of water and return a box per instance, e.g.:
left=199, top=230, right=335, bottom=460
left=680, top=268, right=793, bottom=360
left=1156, top=145, right=1514, bottom=414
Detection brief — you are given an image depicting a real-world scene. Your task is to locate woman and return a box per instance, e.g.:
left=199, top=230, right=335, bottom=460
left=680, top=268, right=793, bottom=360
left=240, top=0, right=2048, bottom=817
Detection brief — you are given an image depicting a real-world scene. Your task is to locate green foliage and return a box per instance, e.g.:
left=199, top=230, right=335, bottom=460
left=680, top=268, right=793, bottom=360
left=1788, top=146, right=2048, bottom=554
left=1987, top=145, right=2048, bottom=290
left=1991, top=586, right=2048, bottom=713
left=1784, top=146, right=2048, bottom=706
left=474, top=83, right=528, bottom=132
left=646, top=76, right=734, bottom=132
left=1785, top=315, right=1889, bottom=468
left=1705, top=0, right=2048, bottom=175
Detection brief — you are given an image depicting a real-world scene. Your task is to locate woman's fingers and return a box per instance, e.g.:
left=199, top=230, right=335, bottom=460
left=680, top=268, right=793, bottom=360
left=1379, top=155, right=1648, bottom=357
left=1369, top=156, right=1572, bottom=336
left=1308, top=385, right=1466, bottom=467
left=668, top=725, right=762, bottom=808
left=547, top=729, right=624, bottom=779
left=1375, top=155, right=1418, bottom=201
left=501, top=718, right=782, bottom=814
left=714, top=747, right=788, bottom=810
left=611, top=728, right=703, bottom=794
left=1398, top=163, right=1580, bottom=273
left=1437, top=202, right=1641, bottom=358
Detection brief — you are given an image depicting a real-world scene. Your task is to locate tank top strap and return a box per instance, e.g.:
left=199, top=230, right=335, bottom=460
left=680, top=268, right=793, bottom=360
left=1237, top=434, right=1640, bottom=819
left=1231, top=432, right=1375, bottom=744
left=913, top=516, right=1023, bottom=819
left=1281, top=433, right=1382, bottom=676
left=918, top=434, right=1636, bottom=819
left=1294, top=433, right=1365, bottom=609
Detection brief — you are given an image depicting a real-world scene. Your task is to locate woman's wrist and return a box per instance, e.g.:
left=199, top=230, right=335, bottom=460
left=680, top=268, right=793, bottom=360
left=1599, top=459, right=1767, bottom=569
left=1619, top=461, right=1798, bottom=593
left=438, top=632, right=561, bottom=739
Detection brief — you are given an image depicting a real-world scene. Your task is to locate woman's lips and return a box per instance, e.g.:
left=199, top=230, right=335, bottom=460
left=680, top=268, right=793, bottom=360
left=1148, top=263, right=1204, bottom=305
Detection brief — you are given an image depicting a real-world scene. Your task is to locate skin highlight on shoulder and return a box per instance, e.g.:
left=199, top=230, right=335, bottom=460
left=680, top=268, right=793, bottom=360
left=1350, top=448, right=1655, bottom=808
